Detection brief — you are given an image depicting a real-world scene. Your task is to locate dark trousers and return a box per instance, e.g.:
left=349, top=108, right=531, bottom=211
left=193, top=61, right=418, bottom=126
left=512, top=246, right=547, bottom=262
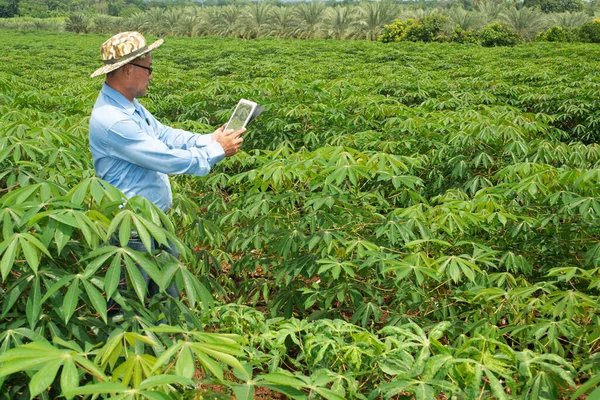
left=108, top=234, right=179, bottom=317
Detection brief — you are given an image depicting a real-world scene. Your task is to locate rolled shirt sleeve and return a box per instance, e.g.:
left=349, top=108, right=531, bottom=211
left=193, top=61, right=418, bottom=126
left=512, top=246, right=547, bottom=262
left=143, top=107, right=216, bottom=150
left=107, top=118, right=223, bottom=176
left=89, top=83, right=225, bottom=211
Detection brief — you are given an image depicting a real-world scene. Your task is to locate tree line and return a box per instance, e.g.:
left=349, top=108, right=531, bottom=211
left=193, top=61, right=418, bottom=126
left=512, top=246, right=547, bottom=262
left=0, top=0, right=598, bottom=44
left=1, top=0, right=599, bottom=19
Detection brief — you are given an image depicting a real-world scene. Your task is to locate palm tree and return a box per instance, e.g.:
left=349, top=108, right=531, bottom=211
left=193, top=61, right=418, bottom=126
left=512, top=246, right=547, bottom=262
left=141, top=8, right=168, bottom=37
left=163, top=8, right=187, bottom=36
left=173, top=9, right=203, bottom=37
left=212, top=5, right=242, bottom=37
left=269, top=6, right=300, bottom=38
left=550, top=11, right=590, bottom=28
left=201, top=7, right=221, bottom=36
left=475, top=0, right=508, bottom=24
left=445, top=6, right=485, bottom=31
left=398, top=6, right=433, bottom=20
left=500, top=6, right=548, bottom=40
left=124, top=11, right=146, bottom=31
left=92, top=14, right=117, bottom=34
left=355, top=1, right=397, bottom=41
left=324, top=5, right=356, bottom=40
left=66, top=12, right=90, bottom=34
left=240, top=2, right=273, bottom=39
left=294, top=2, right=325, bottom=39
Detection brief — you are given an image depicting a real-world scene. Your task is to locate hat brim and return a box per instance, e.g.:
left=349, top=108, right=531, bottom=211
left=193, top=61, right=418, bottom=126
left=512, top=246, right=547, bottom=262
left=90, top=39, right=163, bottom=78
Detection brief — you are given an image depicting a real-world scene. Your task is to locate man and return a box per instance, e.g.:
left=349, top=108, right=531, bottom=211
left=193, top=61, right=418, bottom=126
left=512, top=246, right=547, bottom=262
left=89, top=31, right=244, bottom=316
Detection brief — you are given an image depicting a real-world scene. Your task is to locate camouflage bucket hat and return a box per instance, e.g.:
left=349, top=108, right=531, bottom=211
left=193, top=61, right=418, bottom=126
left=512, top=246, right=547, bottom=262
left=90, top=31, right=163, bottom=78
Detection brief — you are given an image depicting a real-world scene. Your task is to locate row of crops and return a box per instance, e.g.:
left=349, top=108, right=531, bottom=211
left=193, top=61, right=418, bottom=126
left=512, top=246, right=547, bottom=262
left=0, top=30, right=599, bottom=398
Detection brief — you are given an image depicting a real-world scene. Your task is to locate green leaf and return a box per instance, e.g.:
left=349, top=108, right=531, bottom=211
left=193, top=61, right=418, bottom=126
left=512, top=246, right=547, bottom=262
left=196, top=344, right=245, bottom=371
left=63, top=277, right=81, bottom=324
left=313, top=387, right=346, bottom=400
left=0, top=355, right=57, bottom=378
left=49, top=213, right=79, bottom=228
left=82, top=245, right=119, bottom=279
left=0, top=237, right=19, bottom=282
left=197, top=279, right=215, bottom=310
left=106, top=212, right=127, bottom=242
left=2, top=278, right=28, bottom=318
left=181, top=268, right=197, bottom=307
left=25, top=276, right=41, bottom=329
left=140, top=392, right=172, bottom=400
left=257, top=384, right=307, bottom=400
left=194, top=350, right=224, bottom=381
left=124, top=255, right=147, bottom=302
left=29, top=358, right=63, bottom=399
left=119, top=215, right=132, bottom=247
left=587, top=387, right=600, bottom=400
left=73, top=212, right=95, bottom=246
left=82, top=279, right=107, bottom=323
left=232, top=384, right=255, bottom=400
left=127, top=250, right=164, bottom=292
left=484, top=367, right=508, bottom=400
left=54, top=223, right=73, bottom=255
left=175, top=347, right=195, bottom=379
left=63, top=382, right=128, bottom=397
left=146, top=325, right=187, bottom=334
left=132, top=215, right=153, bottom=254
left=140, top=218, right=168, bottom=247
left=72, top=354, right=109, bottom=382
left=41, top=274, right=73, bottom=303
left=260, top=372, right=306, bottom=387
left=138, top=374, right=196, bottom=389
left=19, top=235, right=40, bottom=274
left=69, top=179, right=90, bottom=206
left=60, top=358, right=79, bottom=396
left=90, top=178, right=108, bottom=204
left=104, top=251, right=123, bottom=298
left=570, top=373, right=600, bottom=399
left=150, top=342, right=183, bottom=373
left=233, top=363, right=253, bottom=382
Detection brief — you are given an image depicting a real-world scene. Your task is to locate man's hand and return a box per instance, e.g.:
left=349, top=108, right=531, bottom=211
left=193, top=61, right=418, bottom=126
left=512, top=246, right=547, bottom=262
left=212, top=124, right=245, bottom=157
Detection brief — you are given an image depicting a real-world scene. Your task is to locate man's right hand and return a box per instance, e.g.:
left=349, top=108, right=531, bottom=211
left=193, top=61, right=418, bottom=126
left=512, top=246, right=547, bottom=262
left=212, top=125, right=245, bottom=157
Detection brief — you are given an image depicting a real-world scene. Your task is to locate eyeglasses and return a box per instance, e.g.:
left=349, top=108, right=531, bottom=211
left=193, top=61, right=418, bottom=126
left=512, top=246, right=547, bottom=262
left=129, top=63, right=153, bottom=75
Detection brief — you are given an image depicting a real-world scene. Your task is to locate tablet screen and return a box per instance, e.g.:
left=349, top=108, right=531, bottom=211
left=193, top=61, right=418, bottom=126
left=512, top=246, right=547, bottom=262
left=226, top=101, right=255, bottom=131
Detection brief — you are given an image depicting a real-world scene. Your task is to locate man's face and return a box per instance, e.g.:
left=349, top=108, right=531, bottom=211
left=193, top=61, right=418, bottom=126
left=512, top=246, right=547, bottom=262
left=128, top=53, right=153, bottom=98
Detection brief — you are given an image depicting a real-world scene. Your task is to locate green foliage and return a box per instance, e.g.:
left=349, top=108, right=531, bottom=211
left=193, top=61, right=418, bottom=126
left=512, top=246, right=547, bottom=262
left=536, top=25, right=577, bottom=41
left=403, top=13, right=449, bottom=42
left=479, top=21, right=523, bottom=46
left=550, top=11, right=590, bottom=28
left=0, top=1, right=596, bottom=45
left=379, top=17, right=416, bottom=42
left=500, top=6, right=547, bottom=41
left=0, top=0, right=18, bottom=18
left=577, top=19, right=600, bottom=42
left=92, top=13, right=120, bottom=34
left=0, top=29, right=599, bottom=398
left=379, top=14, right=448, bottom=43
left=523, top=0, right=584, bottom=13
left=445, top=4, right=485, bottom=31
left=65, top=12, right=90, bottom=33
left=451, top=24, right=480, bottom=43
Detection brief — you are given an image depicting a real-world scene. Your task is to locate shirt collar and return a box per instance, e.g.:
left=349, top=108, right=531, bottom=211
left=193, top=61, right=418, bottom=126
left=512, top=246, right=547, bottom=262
left=101, top=82, right=140, bottom=116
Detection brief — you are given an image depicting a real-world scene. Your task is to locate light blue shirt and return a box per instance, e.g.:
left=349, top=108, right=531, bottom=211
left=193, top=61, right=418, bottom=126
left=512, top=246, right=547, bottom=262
left=89, top=83, right=225, bottom=211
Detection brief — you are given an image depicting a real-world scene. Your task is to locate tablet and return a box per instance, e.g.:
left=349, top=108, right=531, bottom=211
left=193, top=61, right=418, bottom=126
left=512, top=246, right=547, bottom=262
left=225, top=99, right=258, bottom=132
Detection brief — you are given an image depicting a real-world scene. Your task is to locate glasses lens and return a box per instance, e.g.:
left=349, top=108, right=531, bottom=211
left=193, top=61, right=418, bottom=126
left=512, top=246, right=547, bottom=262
left=131, top=63, right=152, bottom=74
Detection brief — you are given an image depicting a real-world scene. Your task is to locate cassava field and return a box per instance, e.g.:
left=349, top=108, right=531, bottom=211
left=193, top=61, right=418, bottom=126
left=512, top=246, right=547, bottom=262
left=0, top=29, right=599, bottom=399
